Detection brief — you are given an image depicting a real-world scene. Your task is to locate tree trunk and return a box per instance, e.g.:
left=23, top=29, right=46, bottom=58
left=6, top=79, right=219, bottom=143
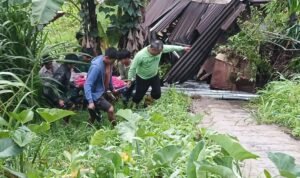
left=81, top=0, right=102, bottom=55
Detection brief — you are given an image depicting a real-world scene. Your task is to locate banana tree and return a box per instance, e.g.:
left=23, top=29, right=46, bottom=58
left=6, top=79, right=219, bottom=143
left=0, top=0, right=65, bottom=25
left=80, top=0, right=103, bottom=55
left=98, top=0, right=146, bottom=53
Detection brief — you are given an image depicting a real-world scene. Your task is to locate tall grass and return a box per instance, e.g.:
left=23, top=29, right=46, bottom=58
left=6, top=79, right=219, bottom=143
left=0, top=4, right=76, bottom=115
left=254, top=75, right=300, bottom=136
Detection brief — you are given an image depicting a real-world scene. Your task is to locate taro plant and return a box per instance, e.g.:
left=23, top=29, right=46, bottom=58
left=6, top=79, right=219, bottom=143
left=266, top=152, right=300, bottom=178
left=0, top=107, right=75, bottom=177
left=88, top=90, right=259, bottom=178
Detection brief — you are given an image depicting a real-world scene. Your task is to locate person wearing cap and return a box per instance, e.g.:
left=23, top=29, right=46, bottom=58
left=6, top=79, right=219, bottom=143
left=84, top=47, right=118, bottom=126
left=39, top=55, right=59, bottom=78
left=51, top=53, right=79, bottom=108
left=76, top=48, right=94, bottom=73
left=127, top=40, right=191, bottom=107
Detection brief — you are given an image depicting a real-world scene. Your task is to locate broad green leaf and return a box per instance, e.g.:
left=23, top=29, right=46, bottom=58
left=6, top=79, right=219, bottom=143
left=116, top=109, right=141, bottom=123
left=187, top=141, right=205, bottom=178
left=99, top=149, right=122, bottom=169
left=153, top=145, right=182, bottom=166
left=16, top=109, right=34, bottom=124
left=90, top=129, right=117, bottom=146
left=63, top=150, right=87, bottom=171
left=19, top=109, right=34, bottom=124
left=150, top=113, right=165, bottom=123
left=208, top=133, right=259, bottom=161
left=31, top=0, right=64, bottom=25
left=12, top=126, right=36, bottom=147
left=98, top=21, right=109, bottom=49
left=136, top=128, right=156, bottom=138
left=2, top=166, right=26, bottom=178
left=0, top=116, right=8, bottom=126
left=0, top=138, right=22, bottom=158
left=36, top=108, right=75, bottom=123
left=197, top=164, right=237, bottom=178
left=264, top=169, right=272, bottom=178
left=106, top=152, right=122, bottom=169
left=9, top=109, right=34, bottom=124
left=0, top=130, right=9, bottom=138
left=214, top=156, right=234, bottom=169
left=268, top=152, right=300, bottom=178
left=28, top=122, right=50, bottom=134
left=116, top=121, right=137, bottom=143
left=116, top=109, right=132, bottom=120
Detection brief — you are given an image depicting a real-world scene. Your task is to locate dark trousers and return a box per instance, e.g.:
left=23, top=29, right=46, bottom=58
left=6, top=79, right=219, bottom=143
left=132, top=75, right=161, bottom=104
left=123, top=80, right=136, bottom=101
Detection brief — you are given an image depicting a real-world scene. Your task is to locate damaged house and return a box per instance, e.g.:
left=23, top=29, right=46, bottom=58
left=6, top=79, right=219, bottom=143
left=140, top=0, right=268, bottom=92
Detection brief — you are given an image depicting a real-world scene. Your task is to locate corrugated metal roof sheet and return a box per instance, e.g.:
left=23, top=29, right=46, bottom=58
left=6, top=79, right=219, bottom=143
left=169, top=2, right=210, bottom=44
left=164, top=0, right=242, bottom=83
left=221, top=3, right=246, bottom=30
left=196, top=4, right=226, bottom=34
left=141, top=0, right=268, bottom=84
left=151, top=0, right=191, bottom=33
left=143, top=0, right=179, bottom=28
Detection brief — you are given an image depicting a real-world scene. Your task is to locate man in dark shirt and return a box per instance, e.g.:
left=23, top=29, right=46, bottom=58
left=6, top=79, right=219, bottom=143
left=46, top=54, right=79, bottom=108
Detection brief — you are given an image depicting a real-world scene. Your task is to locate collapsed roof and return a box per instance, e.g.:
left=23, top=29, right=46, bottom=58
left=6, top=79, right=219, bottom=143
left=141, top=0, right=267, bottom=83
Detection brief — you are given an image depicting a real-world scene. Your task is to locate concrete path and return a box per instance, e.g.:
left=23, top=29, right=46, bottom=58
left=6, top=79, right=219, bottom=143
left=192, top=97, right=300, bottom=178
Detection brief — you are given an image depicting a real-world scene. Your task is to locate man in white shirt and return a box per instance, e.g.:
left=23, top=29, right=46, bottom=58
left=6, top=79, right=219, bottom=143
left=39, top=55, right=59, bottom=78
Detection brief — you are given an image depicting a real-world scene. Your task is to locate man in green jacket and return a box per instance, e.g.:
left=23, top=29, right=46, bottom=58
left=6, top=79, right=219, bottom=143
left=127, top=40, right=191, bottom=106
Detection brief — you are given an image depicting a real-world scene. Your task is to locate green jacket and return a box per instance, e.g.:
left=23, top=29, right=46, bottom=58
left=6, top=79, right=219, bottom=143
left=128, top=45, right=184, bottom=80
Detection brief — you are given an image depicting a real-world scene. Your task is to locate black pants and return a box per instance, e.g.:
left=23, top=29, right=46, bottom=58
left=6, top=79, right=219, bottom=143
left=123, top=80, right=136, bottom=101
left=133, top=75, right=161, bottom=104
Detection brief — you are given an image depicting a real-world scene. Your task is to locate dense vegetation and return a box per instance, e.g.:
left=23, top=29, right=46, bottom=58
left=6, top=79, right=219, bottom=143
left=0, top=89, right=282, bottom=177
left=217, top=0, right=300, bottom=85
left=1, top=0, right=300, bottom=177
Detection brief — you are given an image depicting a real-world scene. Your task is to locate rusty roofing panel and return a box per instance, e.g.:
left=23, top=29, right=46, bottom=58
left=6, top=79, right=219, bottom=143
left=169, top=2, right=209, bottom=44
left=143, top=0, right=179, bottom=27
left=196, top=4, right=226, bottom=34
left=221, top=3, right=246, bottom=30
left=164, top=0, right=242, bottom=83
left=151, top=0, right=191, bottom=33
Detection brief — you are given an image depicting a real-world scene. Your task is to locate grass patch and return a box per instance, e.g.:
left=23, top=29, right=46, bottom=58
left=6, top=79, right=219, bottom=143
left=253, top=76, right=300, bottom=137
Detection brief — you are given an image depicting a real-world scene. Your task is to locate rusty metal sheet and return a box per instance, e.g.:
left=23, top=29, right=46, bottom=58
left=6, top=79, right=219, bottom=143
left=151, top=0, right=191, bottom=33
left=143, top=0, right=179, bottom=28
left=221, top=3, right=246, bottom=30
left=164, top=0, right=242, bottom=83
left=196, top=4, right=226, bottom=34
left=169, top=2, right=209, bottom=44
